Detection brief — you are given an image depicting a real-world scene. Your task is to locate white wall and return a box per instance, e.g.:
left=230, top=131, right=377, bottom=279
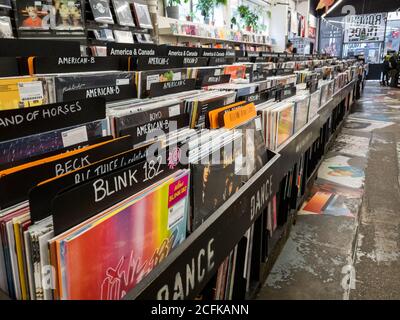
left=270, top=0, right=290, bottom=51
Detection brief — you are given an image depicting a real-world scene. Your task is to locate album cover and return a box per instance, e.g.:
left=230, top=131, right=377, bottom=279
left=93, top=28, right=115, bottom=41
left=53, top=0, right=84, bottom=30
left=16, top=0, right=51, bottom=30
left=293, top=95, right=309, bottom=133
left=134, top=32, right=153, bottom=43
left=0, top=16, right=13, bottom=38
left=132, top=2, right=152, bottom=29
left=89, top=0, right=114, bottom=24
left=56, top=171, right=190, bottom=299
left=0, top=0, right=11, bottom=9
left=276, top=103, right=295, bottom=147
left=113, top=30, right=134, bottom=43
left=191, top=133, right=244, bottom=230
left=0, top=119, right=109, bottom=165
left=112, top=0, right=135, bottom=27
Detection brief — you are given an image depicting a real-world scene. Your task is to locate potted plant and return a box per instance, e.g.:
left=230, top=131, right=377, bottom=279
left=196, top=0, right=226, bottom=24
left=238, top=5, right=258, bottom=32
left=230, top=16, right=237, bottom=29
left=166, top=0, right=188, bottom=20
left=186, top=11, right=195, bottom=22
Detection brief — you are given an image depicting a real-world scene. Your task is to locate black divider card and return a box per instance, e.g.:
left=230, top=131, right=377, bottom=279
left=163, top=45, right=201, bottom=57
left=0, top=39, right=81, bottom=57
left=115, top=102, right=185, bottom=133
left=130, top=56, right=208, bottom=71
left=32, top=57, right=129, bottom=74
left=201, top=74, right=231, bottom=87
left=0, top=98, right=106, bottom=143
left=0, top=136, right=132, bottom=209
left=51, top=146, right=186, bottom=235
left=239, top=90, right=270, bottom=105
left=247, top=51, right=260, bottom=58
left=236, top=57, right=251, bottom=63
left=0, top=57, right=19, bottom=77
left=208, top=57, right=234, bottom=66
left=149, top=79, right=196, bottom=98
left=62, top=80, right=136, bottom=102
left=107, top=42, right=162, bottom=56
left=200, top=48, right=226, bottom=58
left=29, top=142, right=154, bottom=223
left=120, top=113, right=190, bottom=146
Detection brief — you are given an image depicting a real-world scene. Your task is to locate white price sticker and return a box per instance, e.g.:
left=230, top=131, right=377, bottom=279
left=168, top=199, right=185, bottom=229
left=68, top=1, right=75, bottom=6
left=169, top=105, right=180, bottom=117
left=214, top=69, right=221, bottom=76
left=61, top=126, right=88, bottom=147
left=116, top=78, right=130, bottom=86
left=172, top=72, right=181, bottom=81
left=35, top=1, right=42, bottom=6
left=18, top=81, right=44, bottom=102
left=146, top=74, right=159, bottom=90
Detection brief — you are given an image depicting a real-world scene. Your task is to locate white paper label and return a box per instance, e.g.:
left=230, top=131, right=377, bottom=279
left=61, top=126, right=88, bottom=147
left=169, top=105, right=180, bottom=117
left=214, top=69, right=221, bottom=76
left=255, top=117, right=262, bottom=131
left=18, top=81, right=44, bottom=102
left=146, top=74, right=159, bottom=90
left=116, top=78, right=130, bottom=86
left=35, top=1, right=41, bottom=5
left=168, top=199, right=185, bottom=229
left=172, top=72, right=181, bottom=81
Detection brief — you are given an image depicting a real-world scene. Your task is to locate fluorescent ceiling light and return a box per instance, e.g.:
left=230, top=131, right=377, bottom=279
left=322, top=0, right=344, bottom=18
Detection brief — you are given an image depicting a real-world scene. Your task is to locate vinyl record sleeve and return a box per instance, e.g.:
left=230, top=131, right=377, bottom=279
left=56, top=171, right=189, bottom=300
left=15, top=0, right=52, bottom=30
left=132, top=2, right=152, bottom=29
left=0, top=16, right=13, bottom=38
left=89, top=0, right=114, bottom=24
left=113, top=30, right=134, bottom=43
left=0, top=119, right=109, bottom=165
left=52, top=0, right=84, bottom=30
left=112, top=0, right=135, bottom=27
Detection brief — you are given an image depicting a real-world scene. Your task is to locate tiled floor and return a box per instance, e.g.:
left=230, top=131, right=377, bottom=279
left=257, top=82, right=400, bottom=300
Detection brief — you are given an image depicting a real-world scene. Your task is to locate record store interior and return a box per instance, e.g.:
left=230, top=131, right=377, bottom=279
left=0, top=0, right=400, bottom=302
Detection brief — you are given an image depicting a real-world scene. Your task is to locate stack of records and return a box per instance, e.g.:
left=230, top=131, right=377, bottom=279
left=289, top=92, right=310, bottom=133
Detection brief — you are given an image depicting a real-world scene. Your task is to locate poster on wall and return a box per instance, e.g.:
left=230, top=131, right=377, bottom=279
left=344, top=13, right=387, bottom=43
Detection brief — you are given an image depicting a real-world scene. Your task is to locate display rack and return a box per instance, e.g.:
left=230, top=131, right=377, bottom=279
left=122, top=78, right=361, bottom=300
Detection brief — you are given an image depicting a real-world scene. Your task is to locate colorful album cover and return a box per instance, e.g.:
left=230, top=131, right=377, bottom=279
left=112, top=0, right=135, bottom=27
left=89, top=0, right=114, bottom=24
left=300, top=191, right=334, bottom=214
left=0, top=16, right=13, bottom=38
left=276, top=104, right=294, bottom=147
left=0, top=77, right=50, bottom=110
left=132, top=2, right=152, bottom=29
left=16, top=0, right=51, bottom=30
left=57, top=171, right=190, bottom=300
left=0, top=119, right=109, bottom=165
left=53, top=0, right=84, bottom=30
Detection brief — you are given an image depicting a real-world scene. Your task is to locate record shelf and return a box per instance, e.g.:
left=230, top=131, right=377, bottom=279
left=123, top=78, right=363, bottom=300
